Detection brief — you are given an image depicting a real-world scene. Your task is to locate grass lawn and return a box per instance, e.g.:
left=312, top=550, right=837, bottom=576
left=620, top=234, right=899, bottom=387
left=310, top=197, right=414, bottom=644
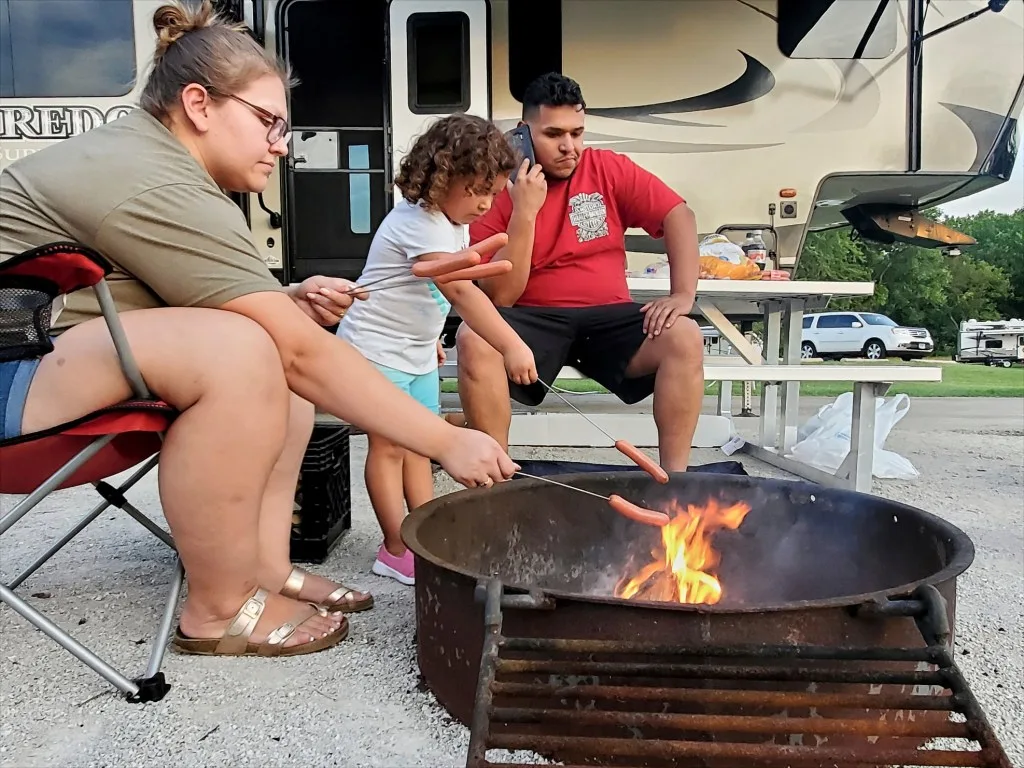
left=440, top=358, right=1024, bottom=398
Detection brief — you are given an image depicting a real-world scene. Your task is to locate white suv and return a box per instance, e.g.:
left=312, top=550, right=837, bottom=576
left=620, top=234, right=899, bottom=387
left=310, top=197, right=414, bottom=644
left=801, top=312, right=934, bottom=361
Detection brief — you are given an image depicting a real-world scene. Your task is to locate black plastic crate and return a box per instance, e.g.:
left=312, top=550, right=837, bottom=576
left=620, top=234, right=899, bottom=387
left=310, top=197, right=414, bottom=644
left=290, top=423, right=352, bottom=563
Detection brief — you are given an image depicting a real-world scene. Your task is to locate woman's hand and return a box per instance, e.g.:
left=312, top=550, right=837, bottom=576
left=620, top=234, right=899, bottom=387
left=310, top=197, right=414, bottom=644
left=436, top=426, right=520, bottom=488
left=289, top=276, right=368, bottom=326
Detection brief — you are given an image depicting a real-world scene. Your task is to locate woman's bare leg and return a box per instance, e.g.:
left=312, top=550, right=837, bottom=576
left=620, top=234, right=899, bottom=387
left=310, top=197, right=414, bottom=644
left=20, top=308, right=342, bottom=646
left=256, top=392, right=371, bottom=605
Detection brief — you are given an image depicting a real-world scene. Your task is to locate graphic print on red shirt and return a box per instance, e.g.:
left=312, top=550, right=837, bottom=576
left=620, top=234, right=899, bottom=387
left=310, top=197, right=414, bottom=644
left=469, top=147, right=685, bottom=308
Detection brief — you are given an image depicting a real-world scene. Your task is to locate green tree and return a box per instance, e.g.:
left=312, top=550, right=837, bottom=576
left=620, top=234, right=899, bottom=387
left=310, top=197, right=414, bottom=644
left=942, top=208, right=1023, bottom=319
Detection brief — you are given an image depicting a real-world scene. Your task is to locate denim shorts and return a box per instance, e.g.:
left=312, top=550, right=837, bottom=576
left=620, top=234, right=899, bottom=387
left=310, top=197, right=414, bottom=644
left=373, top=362, right=440, bottom=415
left=0, top=357, right=43, bottom=440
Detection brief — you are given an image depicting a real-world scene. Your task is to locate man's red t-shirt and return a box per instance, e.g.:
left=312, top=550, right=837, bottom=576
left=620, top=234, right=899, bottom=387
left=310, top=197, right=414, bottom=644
left=468, top=147, right=684, bottom=308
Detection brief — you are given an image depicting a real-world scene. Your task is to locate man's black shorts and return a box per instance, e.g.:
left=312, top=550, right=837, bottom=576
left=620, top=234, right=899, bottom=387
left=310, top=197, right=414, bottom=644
left=496, top=302, right=656, bottom=406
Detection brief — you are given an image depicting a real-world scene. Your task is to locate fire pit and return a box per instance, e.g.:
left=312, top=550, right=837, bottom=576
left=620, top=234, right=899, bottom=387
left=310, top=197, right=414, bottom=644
left=402, top=471, right=1010, bottom=768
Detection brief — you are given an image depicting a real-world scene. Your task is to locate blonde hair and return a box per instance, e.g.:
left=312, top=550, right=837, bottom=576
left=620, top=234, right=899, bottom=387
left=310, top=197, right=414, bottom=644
left=140, top=1, right=295, bottom=120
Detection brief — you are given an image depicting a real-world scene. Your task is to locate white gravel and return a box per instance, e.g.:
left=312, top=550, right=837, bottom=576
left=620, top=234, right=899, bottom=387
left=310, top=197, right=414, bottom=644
left=1, top=395, right=1021, bottom=768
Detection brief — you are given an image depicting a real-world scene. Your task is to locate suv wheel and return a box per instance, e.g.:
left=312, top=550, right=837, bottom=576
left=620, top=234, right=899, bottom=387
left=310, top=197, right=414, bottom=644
left=863, top=339, right=887, bottom=360
left=800, top=341, right=816, bottom=359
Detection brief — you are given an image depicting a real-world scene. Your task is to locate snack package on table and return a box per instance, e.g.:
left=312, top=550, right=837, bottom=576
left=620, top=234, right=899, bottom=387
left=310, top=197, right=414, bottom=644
left=698, top=234, right=762, bottom=280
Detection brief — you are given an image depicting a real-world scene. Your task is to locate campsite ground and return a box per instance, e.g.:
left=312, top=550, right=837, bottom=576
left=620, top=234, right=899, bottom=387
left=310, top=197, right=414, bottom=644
left=1, top=395, right=1022, bottom=768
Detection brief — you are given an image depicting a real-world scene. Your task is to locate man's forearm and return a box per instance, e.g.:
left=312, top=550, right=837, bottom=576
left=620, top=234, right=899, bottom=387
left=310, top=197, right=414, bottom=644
left=663, top=203, right=700, bottom=302
left=479, top=209, right=537, bottom=306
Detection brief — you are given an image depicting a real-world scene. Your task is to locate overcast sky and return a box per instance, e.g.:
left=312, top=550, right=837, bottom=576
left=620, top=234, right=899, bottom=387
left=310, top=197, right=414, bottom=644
left=940, top=149, right=1024, bottom=217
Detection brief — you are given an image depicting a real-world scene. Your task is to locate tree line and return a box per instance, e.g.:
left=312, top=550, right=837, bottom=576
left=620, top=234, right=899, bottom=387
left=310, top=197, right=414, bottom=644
left=796, top=207, right=1023, bottom=352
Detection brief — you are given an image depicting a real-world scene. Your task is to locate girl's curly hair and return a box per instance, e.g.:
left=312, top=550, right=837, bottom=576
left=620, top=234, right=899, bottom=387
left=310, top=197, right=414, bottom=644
left=394, top=114, right=518, bottom=211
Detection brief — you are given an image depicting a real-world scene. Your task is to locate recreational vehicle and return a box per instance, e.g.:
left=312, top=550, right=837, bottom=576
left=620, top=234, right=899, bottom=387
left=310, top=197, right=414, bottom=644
left=955, top=318, right=1024, bottom=366
left=2, top=0, right=1022, bottom=291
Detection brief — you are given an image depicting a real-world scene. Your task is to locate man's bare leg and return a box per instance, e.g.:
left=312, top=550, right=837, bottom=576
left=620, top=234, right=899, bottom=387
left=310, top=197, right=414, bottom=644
left=455, top=323, right=512, bottom=451
left=625, top=317, right=705, bottom=472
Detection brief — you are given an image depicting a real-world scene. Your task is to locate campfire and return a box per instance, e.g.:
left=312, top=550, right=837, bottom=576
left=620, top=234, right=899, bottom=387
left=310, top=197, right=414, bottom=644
left=614, top=497, right=751, bottom=605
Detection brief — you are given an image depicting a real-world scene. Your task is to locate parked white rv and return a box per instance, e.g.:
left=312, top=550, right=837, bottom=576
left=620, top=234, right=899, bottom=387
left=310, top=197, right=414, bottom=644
left=2, top=0, right=1023, bottom=289
left=955, top=318, right=1024, bottom=366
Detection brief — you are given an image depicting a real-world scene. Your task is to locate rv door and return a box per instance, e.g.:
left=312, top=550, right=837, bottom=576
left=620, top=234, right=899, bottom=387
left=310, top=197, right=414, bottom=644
left=388, top=0, right=489, bottom=197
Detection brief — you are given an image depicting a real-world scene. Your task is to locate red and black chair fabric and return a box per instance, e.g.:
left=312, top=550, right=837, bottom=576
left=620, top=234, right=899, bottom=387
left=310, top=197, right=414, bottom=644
left=0, top=243, right=182, bottom=703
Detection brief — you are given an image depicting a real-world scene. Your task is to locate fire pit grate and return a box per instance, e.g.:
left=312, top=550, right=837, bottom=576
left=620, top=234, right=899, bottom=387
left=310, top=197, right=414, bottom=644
left=466, top=579, right=1010, bottom=768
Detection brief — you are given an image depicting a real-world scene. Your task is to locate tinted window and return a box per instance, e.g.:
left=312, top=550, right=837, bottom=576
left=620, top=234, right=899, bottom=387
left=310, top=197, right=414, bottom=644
left=508, top=0, right=562, bottom=102
left=407, top=12, right=469, bottom=114
left=816, top=314, right=858, bottom=329
left=861, top=313, right=898, bottom=327
left=0, top=0, right=136, bottom=98
left=803, top=316, right=813, bottom=329
left=778, top=0, right=896, bottom=60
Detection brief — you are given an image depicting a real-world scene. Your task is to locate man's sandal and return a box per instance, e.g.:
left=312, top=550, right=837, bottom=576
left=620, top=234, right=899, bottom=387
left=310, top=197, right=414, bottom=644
left=171, top=588, right=348, bottom=657
left=281, top=565, right=374, bottom=613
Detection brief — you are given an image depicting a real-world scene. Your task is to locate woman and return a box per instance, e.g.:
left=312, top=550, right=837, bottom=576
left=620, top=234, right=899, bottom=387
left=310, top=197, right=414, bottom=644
left=0, top=1, right=517, bottom=657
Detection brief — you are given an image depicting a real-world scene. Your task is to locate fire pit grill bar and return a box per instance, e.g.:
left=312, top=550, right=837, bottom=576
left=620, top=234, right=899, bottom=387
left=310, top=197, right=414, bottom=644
left=465, top=579, right=1011, bottom=768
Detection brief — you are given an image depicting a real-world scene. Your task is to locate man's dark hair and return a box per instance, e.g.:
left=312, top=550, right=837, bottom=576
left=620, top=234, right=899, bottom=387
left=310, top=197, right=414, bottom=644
left=522, top=72, right=586, bottom=119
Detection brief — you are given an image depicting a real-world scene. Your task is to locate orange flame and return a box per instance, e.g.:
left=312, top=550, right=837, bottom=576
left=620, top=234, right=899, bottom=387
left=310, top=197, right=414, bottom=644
left=614, top=498, right=751, bottom=605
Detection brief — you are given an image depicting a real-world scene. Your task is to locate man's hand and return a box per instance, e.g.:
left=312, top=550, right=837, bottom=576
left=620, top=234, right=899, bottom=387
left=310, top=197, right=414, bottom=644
left=503, top=341, right=539, bottom=386
left=436, top=339, right=448, bottom=367
left=641, top=293, right=694, bottom=338
left=289, top=276, right=368, bottom=326
left=508, top=160, right=547, bottom=218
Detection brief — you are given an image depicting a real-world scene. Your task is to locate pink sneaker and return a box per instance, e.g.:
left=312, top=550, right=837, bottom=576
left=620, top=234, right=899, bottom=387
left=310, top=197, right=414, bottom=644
left=371, top=544, right=415, bottom=585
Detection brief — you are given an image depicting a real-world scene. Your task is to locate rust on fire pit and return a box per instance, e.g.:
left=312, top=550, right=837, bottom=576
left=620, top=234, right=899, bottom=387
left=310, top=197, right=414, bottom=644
left=401, top=472, right=1008, bottom=768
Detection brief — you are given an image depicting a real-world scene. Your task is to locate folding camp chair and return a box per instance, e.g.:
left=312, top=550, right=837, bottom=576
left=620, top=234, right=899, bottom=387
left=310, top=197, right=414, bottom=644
left=0, top=242, right=182, bottom=703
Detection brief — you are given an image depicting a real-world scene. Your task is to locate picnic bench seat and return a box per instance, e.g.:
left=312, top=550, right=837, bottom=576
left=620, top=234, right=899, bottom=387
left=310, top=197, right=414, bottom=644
left=434, top=358, right=941, bottom=493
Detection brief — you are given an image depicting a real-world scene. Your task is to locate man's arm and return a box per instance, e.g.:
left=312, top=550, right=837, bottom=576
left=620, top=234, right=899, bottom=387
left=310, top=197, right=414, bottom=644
left=662, top=201, right=700, bottom=307
left=474, top=160, right=548, bottom=307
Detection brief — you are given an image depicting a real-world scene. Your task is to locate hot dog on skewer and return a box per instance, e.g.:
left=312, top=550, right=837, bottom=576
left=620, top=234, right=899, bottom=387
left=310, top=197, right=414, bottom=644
left=614, top=440, right=670, bottom=484
left=434, top=260, right=513, bottom=284
left=411, top=251, right=481, bottom=278
left=607, top=494, right=670, bottom=527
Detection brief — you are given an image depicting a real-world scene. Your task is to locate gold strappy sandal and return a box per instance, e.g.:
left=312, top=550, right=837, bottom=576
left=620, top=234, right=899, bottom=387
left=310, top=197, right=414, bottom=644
left=280, top=566, right=375, bottom=613
left=171, top=587, right=348, bottom=657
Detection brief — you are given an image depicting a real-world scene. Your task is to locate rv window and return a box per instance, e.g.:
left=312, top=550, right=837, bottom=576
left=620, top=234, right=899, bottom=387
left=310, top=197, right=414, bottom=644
left=0, top=0, right=136, bottom=98
left=984, top=339, right=1004, bottom=349
left=407, top=12, right=470, bottom=114
left=508, top=0, right=562, bottom=103
left=778, top=0, right=897, bottom=60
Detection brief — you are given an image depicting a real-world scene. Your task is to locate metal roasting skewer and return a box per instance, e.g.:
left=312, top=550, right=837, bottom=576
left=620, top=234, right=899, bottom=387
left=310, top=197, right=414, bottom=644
left=513, top=472, right=611, bottom=502
left=536, top=378, right=617, bottom=444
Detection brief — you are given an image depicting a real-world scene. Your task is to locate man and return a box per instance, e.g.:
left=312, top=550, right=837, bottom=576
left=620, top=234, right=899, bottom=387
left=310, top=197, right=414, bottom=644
left=456, top=72, right=705, bottom=472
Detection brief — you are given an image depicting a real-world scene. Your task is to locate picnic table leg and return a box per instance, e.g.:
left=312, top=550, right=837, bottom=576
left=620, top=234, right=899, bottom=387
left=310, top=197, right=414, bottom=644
left=780, top=299, right=805, bottom=454
left=837, top=381, right=888, bottom=492
left=758, top=301, right=782, bottom=449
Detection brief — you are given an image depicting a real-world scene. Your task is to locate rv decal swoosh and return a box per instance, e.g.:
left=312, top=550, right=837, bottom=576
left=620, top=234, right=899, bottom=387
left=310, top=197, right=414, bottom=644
left=587, top=51, right=775, bottom=122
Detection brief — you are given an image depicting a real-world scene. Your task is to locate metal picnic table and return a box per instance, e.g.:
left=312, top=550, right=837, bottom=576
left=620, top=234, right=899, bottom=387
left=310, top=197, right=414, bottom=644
left=626, top=276, right=878, bottom=456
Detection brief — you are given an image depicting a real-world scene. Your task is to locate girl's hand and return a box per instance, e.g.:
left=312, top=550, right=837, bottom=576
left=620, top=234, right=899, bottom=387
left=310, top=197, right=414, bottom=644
left=503, top=341, right=538, bottom=386
left=436, top=340, right=448, bottom=367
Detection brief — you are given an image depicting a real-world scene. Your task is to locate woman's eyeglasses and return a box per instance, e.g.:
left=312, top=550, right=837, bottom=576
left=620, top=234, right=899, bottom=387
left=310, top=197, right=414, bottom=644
left=208, top=88, right=291, bottom=145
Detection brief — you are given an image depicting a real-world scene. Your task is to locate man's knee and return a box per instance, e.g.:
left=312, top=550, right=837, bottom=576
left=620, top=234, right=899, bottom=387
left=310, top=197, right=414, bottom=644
left=666, top=317, right=705, bottom=364
left=455, top=323, right=503, bottom=377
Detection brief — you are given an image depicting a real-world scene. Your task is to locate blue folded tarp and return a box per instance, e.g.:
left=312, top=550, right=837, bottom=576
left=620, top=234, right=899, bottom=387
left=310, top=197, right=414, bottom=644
left=511, top=459, right=747, bottom=477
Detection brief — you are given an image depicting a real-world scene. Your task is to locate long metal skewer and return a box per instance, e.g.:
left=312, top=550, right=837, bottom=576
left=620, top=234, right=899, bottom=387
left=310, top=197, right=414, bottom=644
left=536, top=378, right=617, bottom=444
left=514, top=472, right=610, bottom=502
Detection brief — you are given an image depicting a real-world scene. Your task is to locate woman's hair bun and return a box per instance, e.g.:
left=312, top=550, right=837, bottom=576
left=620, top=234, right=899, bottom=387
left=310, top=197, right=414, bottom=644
left=153, top=1, right=217, bottom=60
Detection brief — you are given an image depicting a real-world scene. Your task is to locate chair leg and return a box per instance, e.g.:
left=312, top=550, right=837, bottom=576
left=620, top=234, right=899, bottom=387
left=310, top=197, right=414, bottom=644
left=0, top=434, right=116, bottom=536
left=8, top=455, right=165, bottom=589
left=132, top=558, right=185, bottom=702
left=0, top=582, right=142, bottom=698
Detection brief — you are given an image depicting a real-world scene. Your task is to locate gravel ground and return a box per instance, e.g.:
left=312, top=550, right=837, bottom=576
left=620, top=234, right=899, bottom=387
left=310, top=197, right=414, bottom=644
left=1, top=395, right=1021, bottom=768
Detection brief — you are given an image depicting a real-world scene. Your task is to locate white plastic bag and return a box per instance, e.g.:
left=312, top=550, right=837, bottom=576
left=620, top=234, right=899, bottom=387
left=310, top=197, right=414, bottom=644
left=787, top=392, right=919, bottom=480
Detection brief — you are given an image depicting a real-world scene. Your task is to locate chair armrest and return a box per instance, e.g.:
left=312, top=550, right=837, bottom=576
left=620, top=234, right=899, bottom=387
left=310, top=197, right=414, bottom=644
left=0, top=242, right=112, bottom=294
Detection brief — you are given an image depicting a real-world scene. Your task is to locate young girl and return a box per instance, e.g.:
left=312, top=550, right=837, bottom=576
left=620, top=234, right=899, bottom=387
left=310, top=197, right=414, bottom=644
left=337, top=114, right=537, bottom=585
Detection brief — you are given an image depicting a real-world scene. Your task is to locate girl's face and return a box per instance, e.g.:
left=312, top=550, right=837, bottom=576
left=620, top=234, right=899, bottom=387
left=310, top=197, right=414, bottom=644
left=442, top=174, right=509, bottom=225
